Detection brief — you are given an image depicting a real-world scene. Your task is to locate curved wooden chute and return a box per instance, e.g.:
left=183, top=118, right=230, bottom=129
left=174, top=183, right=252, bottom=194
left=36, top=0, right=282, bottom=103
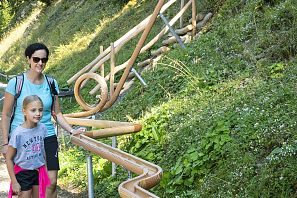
left=65, top=117, right=163, bottom=197
left=63, top=73, right=108, bottom=118
left=64, top=96, right=163, bottom=198
left=70, top=134, right=162, bottom=198
left=64, top=82, right=162, bottom=198
left=64, top=117, right=142, bottom=138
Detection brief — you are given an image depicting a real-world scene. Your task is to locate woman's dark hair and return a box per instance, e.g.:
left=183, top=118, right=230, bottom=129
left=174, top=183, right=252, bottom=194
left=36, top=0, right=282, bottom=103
left=24, top=43, right=49, bottom=58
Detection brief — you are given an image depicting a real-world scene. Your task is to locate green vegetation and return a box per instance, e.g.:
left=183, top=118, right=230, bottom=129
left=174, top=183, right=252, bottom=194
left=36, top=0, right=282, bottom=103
left=1, top=0, right=297, bottom=197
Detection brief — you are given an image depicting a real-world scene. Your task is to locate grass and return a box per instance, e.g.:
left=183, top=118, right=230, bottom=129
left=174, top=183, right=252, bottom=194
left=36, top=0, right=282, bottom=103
left=1, top=0, right=297, bottom=197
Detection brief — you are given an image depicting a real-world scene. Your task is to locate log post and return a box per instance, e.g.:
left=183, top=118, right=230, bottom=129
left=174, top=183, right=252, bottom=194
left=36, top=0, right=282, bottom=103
left=180, top=0, right=185, bottom=28
left=168, top=24, right=193, bottom=37
left=192, top=0, right=197, bottom=36
left=140, top=0, right=192, bottom=53
left=137, top=58, right=153, bottom=68
left=151, top=46, right=171, bottom=57
left=196, top=12, right=213, bottom=31
left=162, top=35, right=187, bottom=46
left=102, top=0, right=165, bottom=111
left=100, top=46, right=104, bottom=77
left=188, top=13, right=205, bottom=23
left=110, top=43, right=115, bottom=98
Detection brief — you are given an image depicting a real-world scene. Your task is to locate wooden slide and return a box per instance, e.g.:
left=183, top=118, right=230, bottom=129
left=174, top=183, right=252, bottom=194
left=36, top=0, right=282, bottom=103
left=62, top=1, right=212, bottom=196
left=62, top=1, right=165, bottom=197
left=64, top=118, right=163, bottom=198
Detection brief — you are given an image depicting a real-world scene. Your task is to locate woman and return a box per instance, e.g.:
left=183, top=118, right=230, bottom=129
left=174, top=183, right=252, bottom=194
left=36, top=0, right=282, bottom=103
left=1, top=43, right=84, bottom=198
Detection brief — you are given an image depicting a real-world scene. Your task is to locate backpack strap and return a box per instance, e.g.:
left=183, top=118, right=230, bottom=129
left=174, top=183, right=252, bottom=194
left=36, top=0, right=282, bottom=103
left=45, top=75, right=58, bottom=96
left=44, top=75, right=58, bottom=120
left=14, top=73, right=24, bottom=99
left=10, top=73, right=24, bottom=133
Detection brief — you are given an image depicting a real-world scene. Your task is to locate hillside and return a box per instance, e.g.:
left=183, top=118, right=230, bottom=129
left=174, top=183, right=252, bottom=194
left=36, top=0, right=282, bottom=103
left=1, top=0, right=297, bottom=197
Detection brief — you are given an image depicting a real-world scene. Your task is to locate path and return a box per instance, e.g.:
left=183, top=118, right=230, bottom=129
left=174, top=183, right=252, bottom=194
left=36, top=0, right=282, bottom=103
left=0, top=156, right=10, bottom=198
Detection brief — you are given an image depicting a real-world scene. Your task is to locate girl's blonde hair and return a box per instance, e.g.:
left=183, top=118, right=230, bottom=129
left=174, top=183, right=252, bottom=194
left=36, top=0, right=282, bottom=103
left=23, top=95, right=43, bottom=110
left=23, top=95, right=43, bottom=121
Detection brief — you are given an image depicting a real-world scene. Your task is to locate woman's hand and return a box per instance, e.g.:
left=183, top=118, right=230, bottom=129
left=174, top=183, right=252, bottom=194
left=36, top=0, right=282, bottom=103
left=70, top=127, right=86, bottom=135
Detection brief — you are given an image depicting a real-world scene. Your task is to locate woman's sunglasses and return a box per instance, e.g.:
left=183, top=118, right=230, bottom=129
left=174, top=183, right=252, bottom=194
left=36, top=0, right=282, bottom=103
left=32, top=57, right=48, bottom=63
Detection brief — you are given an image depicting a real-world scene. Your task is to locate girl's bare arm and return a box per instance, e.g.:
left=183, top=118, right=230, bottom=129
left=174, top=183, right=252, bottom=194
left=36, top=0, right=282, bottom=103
left=6, top=146, right=21, bottom=195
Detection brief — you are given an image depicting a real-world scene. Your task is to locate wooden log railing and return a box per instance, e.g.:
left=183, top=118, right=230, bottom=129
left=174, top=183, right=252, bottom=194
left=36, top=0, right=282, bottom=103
left=67, top=0, right=178, bottom=86
left=66, top=0, right=209, bottom=114
left=89, top=0, right=194, bottom=96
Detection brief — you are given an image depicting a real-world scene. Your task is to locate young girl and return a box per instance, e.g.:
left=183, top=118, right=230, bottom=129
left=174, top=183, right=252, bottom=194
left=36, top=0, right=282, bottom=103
left=6, top=95, right=50, bottom=198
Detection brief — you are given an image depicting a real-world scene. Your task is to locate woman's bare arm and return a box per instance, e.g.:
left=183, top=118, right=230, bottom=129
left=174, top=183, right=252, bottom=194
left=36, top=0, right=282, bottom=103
left=1, top=92, right=14, bottom=157
left=53, top=96, right=85, bottom=135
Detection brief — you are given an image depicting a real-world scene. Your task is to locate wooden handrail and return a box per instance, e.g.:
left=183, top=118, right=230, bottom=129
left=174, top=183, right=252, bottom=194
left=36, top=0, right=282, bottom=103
left=63, top=0, right=211, bottom=116
left=67, top=0, right=178, bottom=86
left=101, top=0, right=165, bottom=111
left=64, top=117, right=135, bottom=127
left=88, top=0, right=193, bottom=96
